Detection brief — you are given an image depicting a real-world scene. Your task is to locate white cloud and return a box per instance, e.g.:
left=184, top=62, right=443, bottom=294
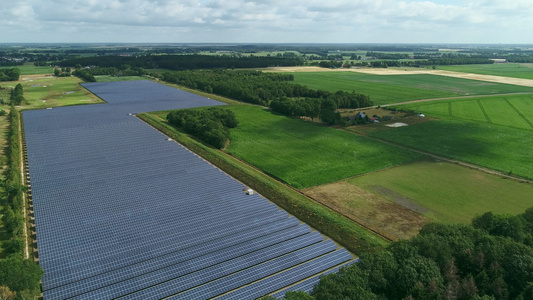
left=0, top=0, right=531, bottom=43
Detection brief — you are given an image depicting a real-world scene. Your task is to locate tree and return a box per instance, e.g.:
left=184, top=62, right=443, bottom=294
left=9, top=84, right=24, bottom=105
left=0, top=258, right=44, bottom=295
left=0, top=286, right=16, bottom=300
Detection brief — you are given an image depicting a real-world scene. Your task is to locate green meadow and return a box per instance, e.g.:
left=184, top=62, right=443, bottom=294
left=0, top=76, right=102, bottom=108
left=438, top=63, right=533, bottom=80
left=224, top=105, right=423, bottom=188
left=0, top=63, right=53, bottom=75
left=291, top=72, right=533, bottom=105
left=370, top=117, right=533, bottom=180
left=348, top=160, right=533, bottom=224
left=399, top=94, right=533, bottom=130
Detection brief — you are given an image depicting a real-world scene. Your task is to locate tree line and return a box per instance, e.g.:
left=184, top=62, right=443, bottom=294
left=281, top=207, right=533, bottom=300
left=166, top=107, right=238, bottom=149
left=0, top=68, right=20, bottom=82
left=59, top=54, right=304, bottom=70
left=160, top=69, right=372, bottom=125
left=9, top=84, right=24, bottom=105
left=0, top=108, right=44, bottom=298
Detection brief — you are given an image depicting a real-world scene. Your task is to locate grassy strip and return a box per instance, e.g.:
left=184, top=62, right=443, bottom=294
left=138, top=112, right=390, bottom=255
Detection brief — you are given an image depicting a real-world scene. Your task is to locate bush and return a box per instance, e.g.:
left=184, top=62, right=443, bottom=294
left=167, top=107, right=238, bottom=149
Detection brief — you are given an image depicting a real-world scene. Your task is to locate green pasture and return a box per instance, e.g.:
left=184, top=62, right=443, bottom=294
left=349, top=160, right=533, bottom=224
left=370, top=118, right=533, bottom=180
left=0, top=76, right=102, bottom=108
left=438, top=63, right=533, bottom=80
left=0, top=63, right=53, bottom=75
left=399, top=94, right=533, bottom=130
left=291, top=72, right=533, bottom=105
left=224, top=105, right=423, bottom=188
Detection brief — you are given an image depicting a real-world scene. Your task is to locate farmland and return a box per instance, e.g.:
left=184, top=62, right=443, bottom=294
left=0, top=75, right=102, bottom=109
left=290, top=72, right=533, bottom=105
left=438, top=63, right=533, bottom=80
left=303, top=159, right=533, bottom=240
left=0, top=63, right=53, bottom=75
left=370, top=117, right=533, bottom=180
left=399, top=94, right=533, bottom=130
left=224, top=105, right=423, bottom=189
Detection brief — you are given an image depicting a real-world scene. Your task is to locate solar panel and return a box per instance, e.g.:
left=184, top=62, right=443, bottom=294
left=23, top=80, right=355, bottom=299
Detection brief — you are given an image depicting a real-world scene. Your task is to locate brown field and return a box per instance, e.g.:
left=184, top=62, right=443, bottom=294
left=302, top=181, right=430, bottom=241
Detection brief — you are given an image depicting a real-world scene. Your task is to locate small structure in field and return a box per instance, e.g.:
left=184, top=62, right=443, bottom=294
left=245, top=188, right=254, bottom=195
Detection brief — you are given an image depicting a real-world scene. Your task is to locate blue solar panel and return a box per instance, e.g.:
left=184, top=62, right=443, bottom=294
left=23, top=80, right=355, bottom=299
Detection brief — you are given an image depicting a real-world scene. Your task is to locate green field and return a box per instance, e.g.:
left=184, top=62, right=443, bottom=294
left=399, top=94, right=533, bottom=130
left=291, top=72, right=533, bottom=105
left=224, top=105, right=423, bottom=188
left=0, top=76, right=102, bottom=109
left=370, top=118, right=533, bottom=180
left=349, top=160, right=533, bottom=224
left=438, top=63, right=533, bottom=80
left=0, top=63, right=53, bottom=75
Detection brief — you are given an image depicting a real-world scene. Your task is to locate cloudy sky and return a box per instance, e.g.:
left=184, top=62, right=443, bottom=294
left=1, top=0, right=532, bottom=44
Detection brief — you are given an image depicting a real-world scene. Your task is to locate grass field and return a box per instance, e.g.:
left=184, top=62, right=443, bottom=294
left=291, top=72, right=533, bottom=105
left=399, top=94, right=533, bottom=130
left=302, top=159, right=533, bottom=240
left=438, top=63, right=533, bottom=80
left=224, top=105, right=423, bottom=188
left=0, top=75, right=102, bottom=109
left=348, top=160, right=533, bottom=224
left=370, top=118, right=533, bottom=180
left=0, top=63, right=53, bottom=75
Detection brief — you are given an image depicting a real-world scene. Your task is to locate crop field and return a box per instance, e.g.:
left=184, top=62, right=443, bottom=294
left=0, top=63, right=53, bottom=75
left=224, top=105, right=423, bottom=188
left=303, top=160, right=533, bottom=240
left=438, top=63, right=533, bottom=80
left=370, top=117, right=533, bottom=180
left=291, top=72, right=533, bottom=105
left=0, top=75, right=102, bottom=108
left=398, top=94, right=533, bottom=130
left=347, top=160, right=533, bottom=224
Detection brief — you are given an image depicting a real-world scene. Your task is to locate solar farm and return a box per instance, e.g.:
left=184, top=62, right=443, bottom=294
left=23, top=80, right=354, bottom=299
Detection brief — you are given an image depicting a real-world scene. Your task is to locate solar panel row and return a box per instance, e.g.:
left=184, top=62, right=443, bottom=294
left=22, top=80, right=354, bottom=299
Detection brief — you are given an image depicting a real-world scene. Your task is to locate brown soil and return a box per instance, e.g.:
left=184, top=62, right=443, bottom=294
left=302, top=181, right=430, bottom=241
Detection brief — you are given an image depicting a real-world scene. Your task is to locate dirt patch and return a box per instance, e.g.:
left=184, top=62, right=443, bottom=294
left=386, top=122, right=408, bottom=127
left=369, top=185, right=427, bottom=214
left=302, top=181, right=430, bottom=240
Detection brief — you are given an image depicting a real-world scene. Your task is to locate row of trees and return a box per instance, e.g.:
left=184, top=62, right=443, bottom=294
left=0, top=68, right=20, bottom=82
left=0, top=108, right=44, bottom=298
left=286, top=207, right=533, bottom=300
left=166, top=107, right=238, bottom=149
left=9, top=84, right=24, bottom=106
left=59, top=54, right=304, bottom=70
left=160, top=70, right=372, bottom=125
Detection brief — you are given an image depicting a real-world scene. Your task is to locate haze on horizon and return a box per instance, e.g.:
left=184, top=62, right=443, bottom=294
left=0, top=0, right=531, bottom=44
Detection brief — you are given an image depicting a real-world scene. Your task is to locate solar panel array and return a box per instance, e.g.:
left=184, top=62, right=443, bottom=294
left=23, top=80, right=354, bottom=299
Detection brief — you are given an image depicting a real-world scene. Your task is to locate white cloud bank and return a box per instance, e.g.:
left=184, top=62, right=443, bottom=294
left=0, top=0, right=531, bottom=43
